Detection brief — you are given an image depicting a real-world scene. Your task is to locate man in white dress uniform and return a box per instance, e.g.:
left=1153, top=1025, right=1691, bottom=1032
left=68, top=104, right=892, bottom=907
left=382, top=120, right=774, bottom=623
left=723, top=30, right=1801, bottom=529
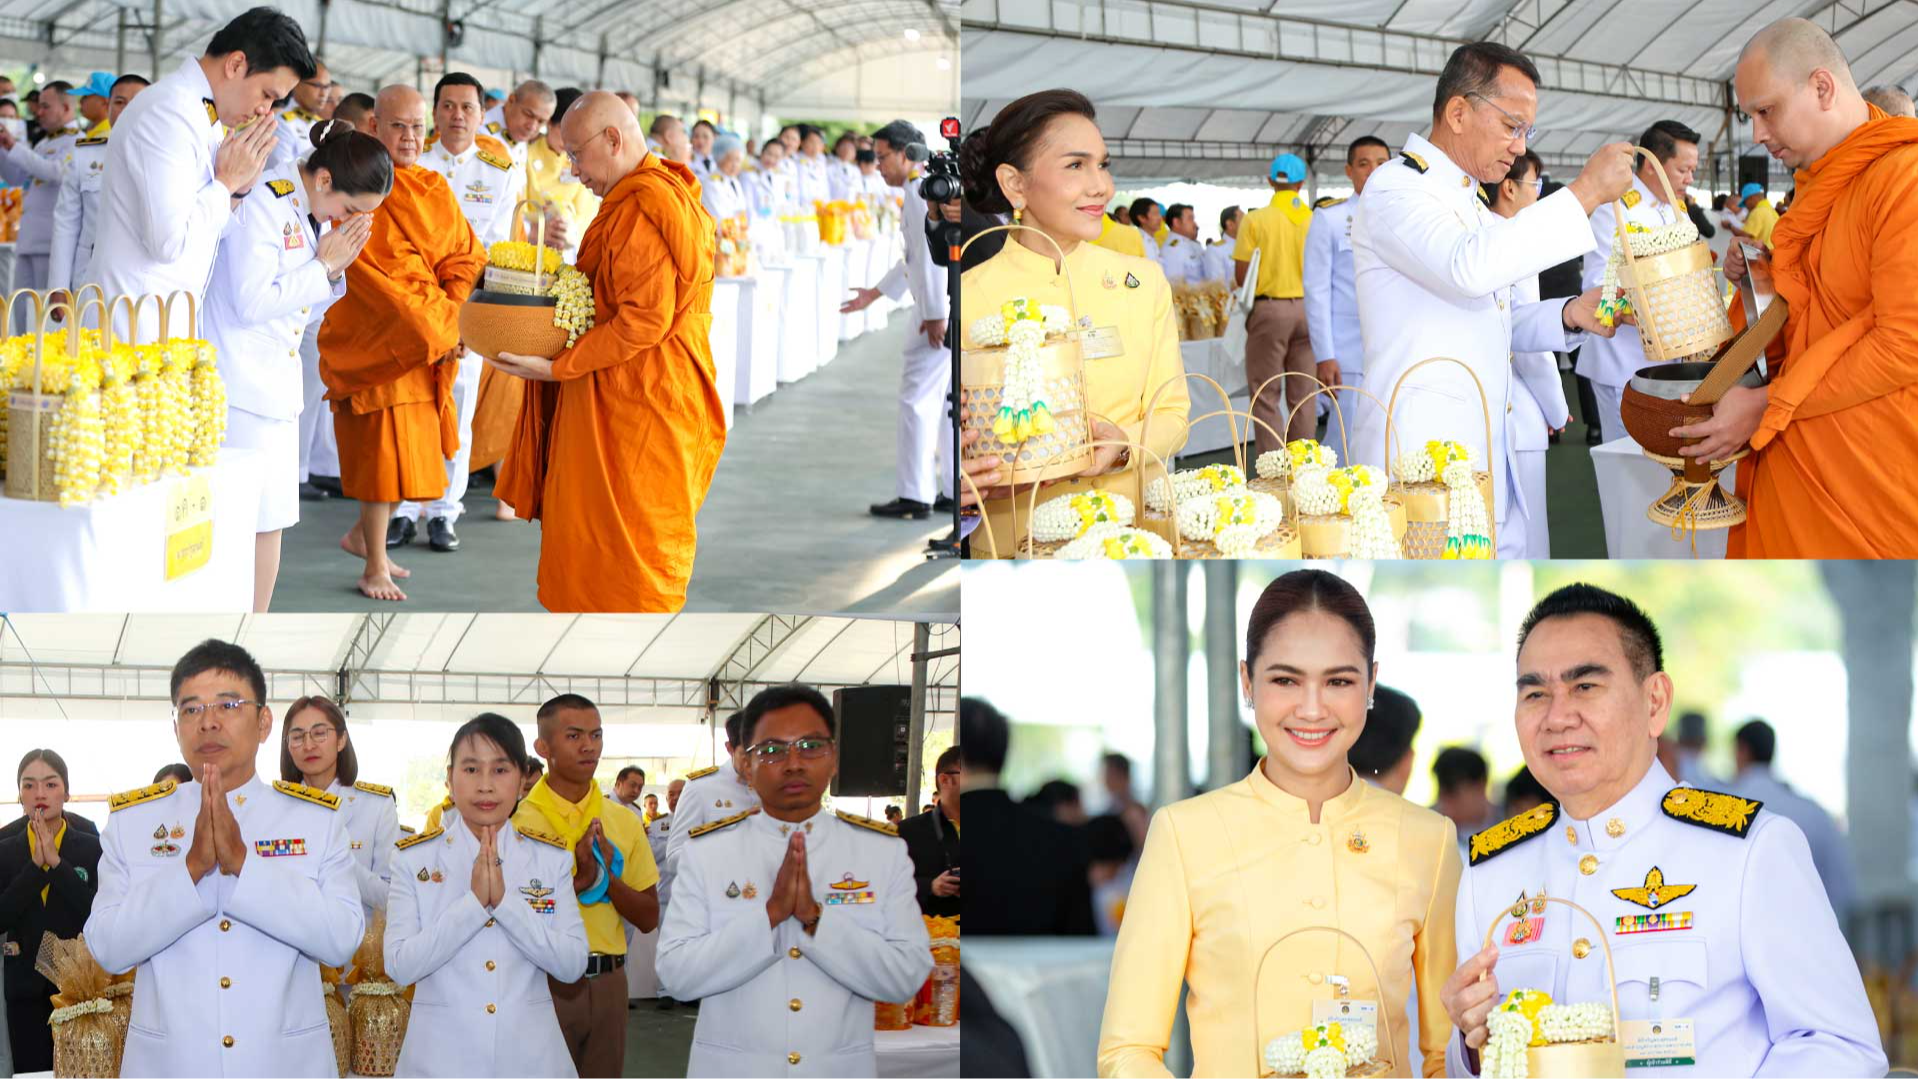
left=48, top=75, right=149, bottom=311
left=265, top=58, right=331, bottom=170
left=1351, top=40, right=1633, bottom=554
left=1304, top=135, right=1392, bottom=429
left=1157, top=203, right=1205, bottom=285
left=0, top=80, right=81, bottom=332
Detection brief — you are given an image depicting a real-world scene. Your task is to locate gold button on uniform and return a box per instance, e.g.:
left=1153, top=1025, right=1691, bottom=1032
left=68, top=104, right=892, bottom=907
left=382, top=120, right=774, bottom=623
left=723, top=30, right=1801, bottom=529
left=1579, top=854, right=1598, bottom=875
left=1308, top=972, right=1323, bottom=985
left=486, top=1003, right=496, bottom=1014
left=789, top=998, right=802, bottom=1011
left=1606, top=818, right=1626, bottom=838
left=1306, top=833, right=1321, bottom=846
left=788, top=947, right=802, bottom=959
left=1573, top=938, right=1592, bottom=959
left=485, top=918, right=496, bottom=927
left=485, top=960, right=496, bottom=971
left=1310, top=897, right=1326, bottom=909
left=220, top=977, right=231, bottom=989
left=1565, top=825, right=1577, bottom=845
left=219, top=919, right=231, bottom=932
left=788, top=1052, right=802, bottom=1065
left=223, top=1036, right=234, bottom=1048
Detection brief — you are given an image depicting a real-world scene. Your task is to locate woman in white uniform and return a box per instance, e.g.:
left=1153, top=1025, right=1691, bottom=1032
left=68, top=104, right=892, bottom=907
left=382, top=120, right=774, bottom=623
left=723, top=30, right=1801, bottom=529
left=204, top=119, right=389, bottom=611
left=699, top=134, right=748, bottom=232
left=280, top=695, right=400, bottom=918
left=387, top=713, right=587, bottom=1079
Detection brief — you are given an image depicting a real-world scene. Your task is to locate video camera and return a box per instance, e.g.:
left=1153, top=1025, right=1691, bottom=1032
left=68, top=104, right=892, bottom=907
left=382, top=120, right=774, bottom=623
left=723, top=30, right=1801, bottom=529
left=919, top=117, right=962, bottom=205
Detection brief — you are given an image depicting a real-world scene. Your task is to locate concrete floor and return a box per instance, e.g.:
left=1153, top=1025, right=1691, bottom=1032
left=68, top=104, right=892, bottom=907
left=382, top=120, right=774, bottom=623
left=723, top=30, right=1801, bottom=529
left=624, top=997, right=700, bottom=1078
left=270, top=311, right=959, bottom=613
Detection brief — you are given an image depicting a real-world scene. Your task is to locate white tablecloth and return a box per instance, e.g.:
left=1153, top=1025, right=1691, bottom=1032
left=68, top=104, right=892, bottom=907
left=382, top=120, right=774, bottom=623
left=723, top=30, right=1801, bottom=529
left=729, top=271, right=781, bottom=406
left=709, top=278, right=742, bottom=429
left=1177, top=336, right=1249, bottom=457
left=780, top=256, right=823, bottom=382
left=839, top=238, right=873, bottom=341
left=876, top=1022, right=960, bottom=1079
left=816, top=246, right=845, bottom=367
left=0, top=448, right=265, bottom=610
left=1591, top=434, right=1735, bottom=558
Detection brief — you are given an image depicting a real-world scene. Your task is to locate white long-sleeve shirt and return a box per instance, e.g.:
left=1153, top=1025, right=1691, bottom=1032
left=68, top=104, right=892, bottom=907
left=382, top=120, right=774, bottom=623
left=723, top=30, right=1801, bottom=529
left=871, top=173, right=948, bottom=323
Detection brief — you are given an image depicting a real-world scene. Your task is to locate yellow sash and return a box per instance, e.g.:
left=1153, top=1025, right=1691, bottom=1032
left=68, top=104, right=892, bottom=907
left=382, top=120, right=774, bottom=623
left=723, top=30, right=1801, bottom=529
left=25, top=818, right=66, bottom=904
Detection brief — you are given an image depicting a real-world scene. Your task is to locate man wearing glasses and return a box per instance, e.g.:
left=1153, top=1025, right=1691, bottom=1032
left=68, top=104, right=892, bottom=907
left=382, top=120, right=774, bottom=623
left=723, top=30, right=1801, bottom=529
left=1348, top=40, right=1637, bottom=559
left=658, top=684, right=933, bottom=1078
left=267, top=59, right=333, bottom=170
left=1578, top=120, right=1702, bottom=445
left=83, top=638, right=365, bottom=1077
left=897, top=746, right=961, bottom=918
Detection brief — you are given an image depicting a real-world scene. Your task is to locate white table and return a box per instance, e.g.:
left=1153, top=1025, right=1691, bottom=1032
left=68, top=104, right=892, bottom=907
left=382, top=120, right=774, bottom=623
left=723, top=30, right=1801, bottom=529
left=729, top=272, right=781, bottom=407
left=780, top=256, right=823, bottom=382
left=816, top=245, right=845, bottom=367
left=1176, top=337, right=1250, bottom=457
left=1591, top=434, right=1735, bottom=558
left=709, top=278, right=742, bottom=429
left=0, top=448, right=265, bottom=611
left=839, top=238, right=874, bottom=341
left=876, top=1022, right=960, bottom=1079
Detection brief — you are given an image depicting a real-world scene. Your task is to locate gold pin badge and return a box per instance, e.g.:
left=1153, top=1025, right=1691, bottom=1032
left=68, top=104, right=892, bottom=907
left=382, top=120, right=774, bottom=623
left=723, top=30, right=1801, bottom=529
left=417, top=867, right=430, bottom=882
left=725, top=881, right=741, bottom=899
left=1606, top=818, right=1626, bottom=838
left=153, top=824, right=168, bottom=841
left=1102, top=271, right=1117, bottom=289
left=170, top=825, right=185, bottom=839
left=1346, top=830, right=1368, bottom=854
left=743, top=882, right=758, bottom=899
left=431, top=870, right=444, bottom=883
left=1565, top=824, right=1577, bottom=845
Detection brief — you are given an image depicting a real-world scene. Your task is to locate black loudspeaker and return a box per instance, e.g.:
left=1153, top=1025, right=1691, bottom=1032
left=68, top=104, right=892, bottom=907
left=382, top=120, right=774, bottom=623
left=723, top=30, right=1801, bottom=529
left=1738, top=154, right=1770, bottom=192
left=832, top=685, right=912, bottom=797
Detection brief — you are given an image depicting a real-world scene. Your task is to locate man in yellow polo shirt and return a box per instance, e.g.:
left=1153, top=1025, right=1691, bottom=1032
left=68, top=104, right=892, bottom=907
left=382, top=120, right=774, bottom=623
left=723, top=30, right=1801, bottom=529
left=1737, top=181, right=1780, bottom=249
left=1235, top=152, right=1318, bottom=452
left=514, top=692, right=660, bottom=1078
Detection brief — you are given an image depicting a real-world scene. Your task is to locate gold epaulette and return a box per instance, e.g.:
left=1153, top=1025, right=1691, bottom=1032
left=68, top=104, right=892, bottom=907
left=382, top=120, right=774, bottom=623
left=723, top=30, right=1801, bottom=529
left=77, top=135, right=107, bottom=147
left=266, top=179, right=295, bottom=197
left=355, top=781, right=395, bottom=799
left=272, top=780, right=341, bottom=810
left=836, top=809, right=899, bottom=837
left=396, top=827, right=442, bottom=850
left=1476, top=184, right=1491, bottom=205
left=1401, top=151, right=1427, bottom=174
left=1468, top=802, right=1555, bottom=865
left=1621, top=189, right=1642, bottom=209
left=399, top=824, right=417, bottom=835
left=202, top=99, right=219, bottom=126
left=1662, top=787, right=1762, bottom=837
left=1314, top=195, right=1344, bottom=209
left=108, top=780, right=178, bottom=813
left=476, top=148, right=512, bottom=171
left=518, top=827, right=569, bottom=850
left=685, top=765, right=719, bottom=781
left=485, top=120, right=503, bottom=136
left=690, top=807, right=758, bottom=838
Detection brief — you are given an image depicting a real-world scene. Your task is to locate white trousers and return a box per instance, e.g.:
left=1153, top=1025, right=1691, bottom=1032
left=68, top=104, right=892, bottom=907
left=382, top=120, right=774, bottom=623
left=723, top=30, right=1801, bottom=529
left=11, top=253, right=45, bottom=334
left=625, top=917, right=661, bottom=999
left=297, top=317, right=340, bottom=482
left=400, top=350, right=480, bottom=521
left=1593, top=381, right=1627, bottom=445
left=898, top=335, right=951, bottom=504
left=1497, top=448, right=1550, bottom=560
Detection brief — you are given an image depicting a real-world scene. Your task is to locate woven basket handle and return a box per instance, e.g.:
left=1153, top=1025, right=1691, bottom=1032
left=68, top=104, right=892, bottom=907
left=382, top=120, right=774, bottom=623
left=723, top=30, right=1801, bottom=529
left=1252, top=925, right=1402, bottom=1078
left=1689, top=295, right=1789, bottom=407
left=1250, top=371, right=1337, bottom=458
left=995, top=438, right=1180, bottom=559
left=1480, top=895, right=1624, bottom=1046
left=1384, top=357, right=1495, bottom=474
left=1614, top=145, right=1691, bottom=362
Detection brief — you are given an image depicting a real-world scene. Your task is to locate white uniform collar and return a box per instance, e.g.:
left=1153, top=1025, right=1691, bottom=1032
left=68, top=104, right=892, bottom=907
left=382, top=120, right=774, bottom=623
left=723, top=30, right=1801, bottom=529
left=1403, top=131, right=1483, bottom=207
left=751, top=803, right=826, bottom=838
left=434, top=138, right=480, bottom=164
left=1562, top=758, right=1675, bottom=854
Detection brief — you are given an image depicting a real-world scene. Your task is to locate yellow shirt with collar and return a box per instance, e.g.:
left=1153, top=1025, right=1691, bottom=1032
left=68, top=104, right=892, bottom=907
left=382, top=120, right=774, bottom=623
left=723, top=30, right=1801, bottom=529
left=1096, top=765, right=1461, bottom=1078
left=511, top=778, right=660, bottom=956
left=1092, top=214, right=1146, bottom=257
left=1233, top=189, right=1314, bottom=299
left=87, top=118, right=110, bottom=139
left=1743, top=199, right=1780, bottom=249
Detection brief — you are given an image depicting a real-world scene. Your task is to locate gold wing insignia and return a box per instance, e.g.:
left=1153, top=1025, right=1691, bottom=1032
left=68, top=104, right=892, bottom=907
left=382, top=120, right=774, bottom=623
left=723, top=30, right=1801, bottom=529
left=1611, top=866, right=1697, bottom=910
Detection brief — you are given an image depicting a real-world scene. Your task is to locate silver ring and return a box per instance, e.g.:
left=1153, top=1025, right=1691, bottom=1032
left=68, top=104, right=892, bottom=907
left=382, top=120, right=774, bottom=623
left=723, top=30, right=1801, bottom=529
left=494, top=857, right=502, bottom=866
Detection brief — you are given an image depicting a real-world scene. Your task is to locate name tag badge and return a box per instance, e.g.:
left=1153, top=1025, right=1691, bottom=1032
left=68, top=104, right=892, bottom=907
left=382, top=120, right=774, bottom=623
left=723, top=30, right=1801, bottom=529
left=1620, top=1018, right=1697, bottom=1068
left=1310, top=999, right=1378, bottom=1040
left=1079, top=325, right=1123, bottom=360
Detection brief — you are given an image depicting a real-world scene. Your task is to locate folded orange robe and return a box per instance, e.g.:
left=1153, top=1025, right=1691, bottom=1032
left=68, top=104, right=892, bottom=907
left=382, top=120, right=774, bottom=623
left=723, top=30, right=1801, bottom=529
left=319, top=164, right=485, bottom=503
left=1729, top=105, right=1918, bottom=557
left=496, top=154, right=726, bottom=611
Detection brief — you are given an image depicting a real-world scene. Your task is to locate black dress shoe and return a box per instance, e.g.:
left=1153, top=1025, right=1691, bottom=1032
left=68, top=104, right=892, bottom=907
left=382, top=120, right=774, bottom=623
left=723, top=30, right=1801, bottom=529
left=656, top=997, right=674, bottom=1011
left=298, top=481, right=331, bottom=502
left=310, top=475, right=344, bottom=497
left=932, top=494, right=955, bottom=513
left=1584, top=427, right=1603, bottom=446
left=427, top=516, right=460, bottom=552
left=386, top=517, right=416, bottom=549
left=870, top=497, right=931, bottom=520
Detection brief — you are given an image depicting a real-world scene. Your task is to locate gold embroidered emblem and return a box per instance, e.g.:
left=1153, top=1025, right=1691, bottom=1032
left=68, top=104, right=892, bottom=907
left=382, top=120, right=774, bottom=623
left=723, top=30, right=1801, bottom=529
left=1469, top=803, right=1555, bottom=865
left=1661, top=788, right=1762, bottom=837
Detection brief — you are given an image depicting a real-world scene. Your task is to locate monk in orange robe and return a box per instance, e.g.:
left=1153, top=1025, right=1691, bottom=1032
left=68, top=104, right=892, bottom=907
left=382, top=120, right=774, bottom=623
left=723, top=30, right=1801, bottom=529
left=321, top=85, right=485, bottom=599
left=490, top=91, right=725, bottom=611
left=1674, top=18, right=1918, bottom=557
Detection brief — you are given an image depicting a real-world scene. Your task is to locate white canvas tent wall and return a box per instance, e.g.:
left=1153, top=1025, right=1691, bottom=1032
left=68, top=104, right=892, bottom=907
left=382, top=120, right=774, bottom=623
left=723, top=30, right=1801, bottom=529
left=963, top=0, right=1918, bottom=188
left=0, top=0, right=958, bottom=130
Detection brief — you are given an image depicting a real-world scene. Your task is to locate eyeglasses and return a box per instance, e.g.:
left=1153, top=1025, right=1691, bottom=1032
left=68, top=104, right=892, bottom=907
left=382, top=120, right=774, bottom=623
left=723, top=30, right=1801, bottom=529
left=287, top=725, right=335, bottom=746
left=747, top=736, right=836, bottom=763
left=937, top=770, right=961, bottom=778
left=565, top=128, right=611, bottom=167
left=173, top=699, right=262, bottom=721
left=1468, top=92, right=1537, bottom=144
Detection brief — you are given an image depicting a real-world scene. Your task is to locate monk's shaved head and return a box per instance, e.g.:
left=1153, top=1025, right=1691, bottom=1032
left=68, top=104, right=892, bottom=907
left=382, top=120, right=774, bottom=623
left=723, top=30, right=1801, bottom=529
left=1862, top=85, right=1916, bottom=117
left=1735, top=17, right=1870, bottom=170
left=561, top=90, right=646, bottom=197
left=373, top=84, right=427, bottom=167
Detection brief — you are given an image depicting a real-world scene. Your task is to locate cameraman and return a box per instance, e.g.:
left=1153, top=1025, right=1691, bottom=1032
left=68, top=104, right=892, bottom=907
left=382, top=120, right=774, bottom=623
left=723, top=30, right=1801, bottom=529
left=839, top=119, right=952, bottom=522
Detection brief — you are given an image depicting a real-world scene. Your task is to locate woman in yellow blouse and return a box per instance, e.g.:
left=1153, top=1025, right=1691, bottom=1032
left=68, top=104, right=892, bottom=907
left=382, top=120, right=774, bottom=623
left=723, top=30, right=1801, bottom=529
left=1098, top=569, right=1461, bottom=1078
left=957, top=89, right=1189, bottom=553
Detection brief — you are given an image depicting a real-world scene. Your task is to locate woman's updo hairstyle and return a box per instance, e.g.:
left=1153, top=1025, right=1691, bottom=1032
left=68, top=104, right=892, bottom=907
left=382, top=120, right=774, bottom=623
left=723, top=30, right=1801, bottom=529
left=1243, top=569, right=1377, bottom=673
left=306, top=119, right=394, bottom=198
left=958, top=88, right=1096, bottom=215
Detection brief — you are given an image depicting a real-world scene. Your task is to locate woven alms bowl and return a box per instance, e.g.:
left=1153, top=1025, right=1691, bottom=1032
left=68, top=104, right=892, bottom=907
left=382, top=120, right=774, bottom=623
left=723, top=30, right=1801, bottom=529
left=459, top=291, right=567, bottom=362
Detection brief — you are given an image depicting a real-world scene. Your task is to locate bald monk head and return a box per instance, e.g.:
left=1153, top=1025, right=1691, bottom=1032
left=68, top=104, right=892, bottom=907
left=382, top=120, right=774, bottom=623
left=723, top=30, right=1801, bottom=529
left=1862, top=84, right=1917, bottom=117
left=560, top=90, right=647, bottom=198
left=373, top=84, right=428, bottom=169
left=1736, top=17, right=1872, bottom=169
left=502, top=78, right=556, bottom=144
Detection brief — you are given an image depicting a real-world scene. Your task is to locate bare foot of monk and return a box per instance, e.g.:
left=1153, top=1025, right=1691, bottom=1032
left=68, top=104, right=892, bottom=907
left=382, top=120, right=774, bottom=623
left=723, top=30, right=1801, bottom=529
left=495, top=504, right=519, bottom=521
left=339, top=530, right=411, bottom=577
left=358, top=572, right=407, bottom=602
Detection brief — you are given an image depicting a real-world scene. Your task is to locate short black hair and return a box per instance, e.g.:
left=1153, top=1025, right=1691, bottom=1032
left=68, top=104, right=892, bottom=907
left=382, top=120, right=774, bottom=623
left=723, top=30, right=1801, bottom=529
left=1165, top=202, right=1193, bottom=228
left=111, top=74, right=150, bottom=93
left=1433, top=41, right=1540, bottom=121
left=959, top=697, right=1009, bottom=774
left=433, top=72, right=486, bottom=109
left=1026, top=779, right=1081, bottom=811
left=741, top=684, right=835, bottom=745
left=1734, top=719, right=1776, bottom=764
left=1433, top=746, right=1489, bottom=794
left=205, top=7, right=318, bottom=81
left=1218, top=205, right=1241, bottom=233
left=1482, top=148, right=1544, bottom=209
left=1503, top=766, right=1549, bottom=812
left=154, top=762, right=194, bottom=785
left=1639, top=119, right=1701, bottom=164
left=691, top=118, right=716, bottom=134
left=335, top=91, right=376, bottom=121
left=170, top=638, right=267, bottom=705
left=552, top=87, right=584, bottom=124
left=884, top=804, right=903, bottom=820
left=1085, top=813, right=1135, bottom=864
left=447, top=711, right=531, bottom=778
left=1517, top=583, right=1665, bottom=681
left=1347, top=685, right=1420, bottom=778
left=1102, top=752, right=1132, bottom=778
left=524, top=757, right=544, bottom=776
left=1347, top=135, right=1390, bottom=164
left=722, top=710, right=745, bottom=749
left=615, top=765, right=644, bottom=784
left=1128, top=197, right=1159, bottom=221
left=873, top=118, right=923, bottom=153
left=43, top=80, right=72, bottom=97
left=934, top=746, right=961, bottom=774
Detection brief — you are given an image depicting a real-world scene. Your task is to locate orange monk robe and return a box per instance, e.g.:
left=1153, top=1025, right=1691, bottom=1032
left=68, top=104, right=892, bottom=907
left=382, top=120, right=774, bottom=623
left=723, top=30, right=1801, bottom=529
left=1728, top=106, right=1918, bottom=557
left=496, top=154, right=726, bottom=611
left=319, top=165, right=486, bottom=503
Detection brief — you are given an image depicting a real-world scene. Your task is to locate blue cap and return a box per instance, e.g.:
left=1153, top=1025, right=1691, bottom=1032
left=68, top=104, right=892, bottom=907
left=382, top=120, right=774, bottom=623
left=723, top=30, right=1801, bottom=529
left=485, top=88, right=506, bottom=102
left=75, top=71, right=115, bottom=100
left=1269, top=152, right=1307, bottom=183
left=1739, top=182, right=1764, bottom=199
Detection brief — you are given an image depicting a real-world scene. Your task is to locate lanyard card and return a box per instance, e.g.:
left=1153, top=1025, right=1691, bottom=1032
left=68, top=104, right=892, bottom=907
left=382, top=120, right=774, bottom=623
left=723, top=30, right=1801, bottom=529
left=1620, top=1018, right=1696, bottom=1068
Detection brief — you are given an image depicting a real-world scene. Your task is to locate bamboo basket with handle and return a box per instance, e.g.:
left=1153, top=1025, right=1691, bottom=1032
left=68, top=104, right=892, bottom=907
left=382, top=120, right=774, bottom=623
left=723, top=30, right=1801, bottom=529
left=1612, top=146, right=1734, bottom=364
left=1282, top=382, right=1407, bottom=558
left=1131, top=371, right=1302, bottom=558
left=1245, top=370, right=1345, bottom=512
left=1253, top=926, right=1400, bottom=1078
left=965, top=439, right=1182, bottom=560
left=1479, top=896, right=1627, bottom=1078
left=1384, top=357, right=1498, bottom=559
left=959, top=224, right=1095, bottom=487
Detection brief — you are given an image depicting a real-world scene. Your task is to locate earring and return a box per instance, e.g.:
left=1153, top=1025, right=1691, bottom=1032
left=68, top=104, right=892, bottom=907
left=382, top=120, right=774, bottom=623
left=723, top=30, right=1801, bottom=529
left=1012, top=203, right=1024, bottom=223
left=1367, top=696, right=1377, bottom=710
